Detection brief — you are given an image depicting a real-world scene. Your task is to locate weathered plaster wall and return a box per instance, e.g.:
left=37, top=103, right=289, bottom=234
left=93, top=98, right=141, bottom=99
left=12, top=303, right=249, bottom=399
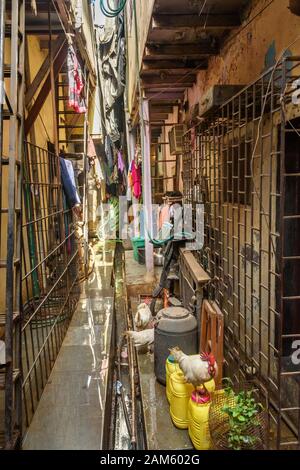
left=187, top=0, right=300, bottom=106
left=125, top=0, right=155, bottom=115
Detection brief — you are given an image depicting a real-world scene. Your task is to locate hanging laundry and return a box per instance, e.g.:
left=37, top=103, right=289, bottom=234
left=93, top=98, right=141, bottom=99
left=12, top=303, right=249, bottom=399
left=105, top=135, right=114, bottom=169
left=60, top=158, right=81, bottom=208
left=131, top=161, right=142, bottom=200
left=118, top=151, right=125, bottom=173
left=88, top=134, right=97, bottom=160
left=74, top=0, right=83, bottom=29
left=67, top=45, right=87, bottom=114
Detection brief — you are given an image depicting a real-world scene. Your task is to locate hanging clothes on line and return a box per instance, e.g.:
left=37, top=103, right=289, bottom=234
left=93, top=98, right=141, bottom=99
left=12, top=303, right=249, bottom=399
left=105, top=135, right=114, bottom=169
left=131, top=160, right=142, bottom=200
left=67, top=45, right=87, bottom=114
left=60, top=158, right=81, bottom=208
left=117, top=150, right=125, bottom=173
left=87, top=134, right=97, bottom=160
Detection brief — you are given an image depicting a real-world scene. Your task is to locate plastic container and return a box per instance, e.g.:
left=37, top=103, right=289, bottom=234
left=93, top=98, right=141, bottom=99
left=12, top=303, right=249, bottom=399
left=169, top=370, right=194, bottom=429
left=188, top=390, right=212, bottom=450
left=154, top=307, right=198, bottom=385
left=165, top=355, right=179, bottom=403
left=131, top=237, right=145, bottom=262
left=137, top=247, right=145, bottom=265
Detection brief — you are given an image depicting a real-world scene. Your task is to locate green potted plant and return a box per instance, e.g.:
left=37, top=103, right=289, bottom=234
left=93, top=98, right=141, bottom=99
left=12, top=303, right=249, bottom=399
left=209, top=379, right=267, bottom=450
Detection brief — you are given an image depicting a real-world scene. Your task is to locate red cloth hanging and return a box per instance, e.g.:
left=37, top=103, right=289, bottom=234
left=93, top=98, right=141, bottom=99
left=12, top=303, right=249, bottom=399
left=67, top=45, right=87, bottom=114
left=131, top=161, right=142, bottom=199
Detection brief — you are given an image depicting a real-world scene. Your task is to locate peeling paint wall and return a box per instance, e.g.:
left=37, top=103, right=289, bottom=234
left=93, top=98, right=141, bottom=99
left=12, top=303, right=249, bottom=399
left=187, top=0, right=300, bottom=106
left=125, top=0, right=155, bottom=115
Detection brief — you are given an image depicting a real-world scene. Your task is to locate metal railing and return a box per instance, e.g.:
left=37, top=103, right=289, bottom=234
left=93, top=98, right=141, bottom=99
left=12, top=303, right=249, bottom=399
left=21, top=142, right=81, bottom=429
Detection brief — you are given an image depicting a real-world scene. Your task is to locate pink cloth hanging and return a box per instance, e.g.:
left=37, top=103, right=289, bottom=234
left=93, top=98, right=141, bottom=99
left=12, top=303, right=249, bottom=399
left=118, top=151, right=125, bottom=173
left=131, top=161, right=142, bottom=199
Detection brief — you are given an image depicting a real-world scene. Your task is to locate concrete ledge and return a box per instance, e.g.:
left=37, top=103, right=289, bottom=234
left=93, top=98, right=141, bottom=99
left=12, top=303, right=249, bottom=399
left=125, top=250, right=162, bottom=298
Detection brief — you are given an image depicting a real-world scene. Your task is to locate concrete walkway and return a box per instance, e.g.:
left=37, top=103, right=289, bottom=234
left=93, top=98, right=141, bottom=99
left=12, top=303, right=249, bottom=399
left=23, top=243, right=115, bottom=450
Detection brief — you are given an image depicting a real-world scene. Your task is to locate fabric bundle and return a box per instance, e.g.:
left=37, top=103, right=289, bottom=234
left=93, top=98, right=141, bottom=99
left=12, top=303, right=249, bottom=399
left=60, top=158, right=81, bottom=208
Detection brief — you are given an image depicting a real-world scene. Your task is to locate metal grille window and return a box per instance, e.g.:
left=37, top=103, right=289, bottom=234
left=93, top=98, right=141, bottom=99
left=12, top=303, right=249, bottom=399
left=21, top=143, right=81, bottom=429
left=183, top=57, right=300, bottom=449
left=222, top=140, right=252, bottom=205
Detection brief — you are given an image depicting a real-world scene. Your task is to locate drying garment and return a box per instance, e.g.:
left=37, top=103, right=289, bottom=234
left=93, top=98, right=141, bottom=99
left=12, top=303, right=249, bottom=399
left=159, top=204, right=170, bottom=230
left=74, top=0, right=83, bottom=29
left=67, top=45, right=87, bottom=114
left=105, top=135, right=114, bottom=169
left=87, top=134, right=97, bottom=159
left=94, top=157, right=104, bottom=186
left=118, top=151, right=125, bottom=173
left=131, top=161, right=142, bottom=200
left=60, top=158, right=81, bottom=208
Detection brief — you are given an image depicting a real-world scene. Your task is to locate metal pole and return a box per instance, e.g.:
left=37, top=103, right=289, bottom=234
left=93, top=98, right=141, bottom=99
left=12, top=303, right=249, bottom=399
left=0, top=0, right=5, bottom=133
left=0, top=0, right=5, bottom=272
left=48, top=3, right=59, bottom=155
left=141, top=99, right=154, bottom=277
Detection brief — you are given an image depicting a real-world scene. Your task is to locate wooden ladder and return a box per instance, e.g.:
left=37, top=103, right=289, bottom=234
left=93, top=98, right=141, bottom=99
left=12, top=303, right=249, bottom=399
left=0, top=0, right=25, bottom=450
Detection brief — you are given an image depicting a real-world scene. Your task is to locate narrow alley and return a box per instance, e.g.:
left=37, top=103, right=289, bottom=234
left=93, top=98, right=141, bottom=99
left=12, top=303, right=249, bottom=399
left=0, top=0, right=300, bottom=459
left=23, top=242, right=115, bottom=450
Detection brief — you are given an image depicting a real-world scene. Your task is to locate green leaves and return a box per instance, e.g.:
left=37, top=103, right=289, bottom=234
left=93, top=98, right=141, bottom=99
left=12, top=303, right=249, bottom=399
left=221, top=388, right=263, bottom=450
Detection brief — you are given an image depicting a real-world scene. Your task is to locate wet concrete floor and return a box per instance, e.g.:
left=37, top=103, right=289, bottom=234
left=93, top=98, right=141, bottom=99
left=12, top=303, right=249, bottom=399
left=23, top=243, right=115, bottom=450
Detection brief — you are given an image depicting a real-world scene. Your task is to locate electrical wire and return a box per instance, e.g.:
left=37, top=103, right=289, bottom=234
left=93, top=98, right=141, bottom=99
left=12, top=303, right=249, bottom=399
left=248, top=34, right=300, bottom=263
left=143, top=0, right=275, bottom=102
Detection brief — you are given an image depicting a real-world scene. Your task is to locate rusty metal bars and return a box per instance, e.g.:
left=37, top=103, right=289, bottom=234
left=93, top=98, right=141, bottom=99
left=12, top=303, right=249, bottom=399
left=21, top=142, right=81, bottom=429
left=182, top=58, right=300, bottom=449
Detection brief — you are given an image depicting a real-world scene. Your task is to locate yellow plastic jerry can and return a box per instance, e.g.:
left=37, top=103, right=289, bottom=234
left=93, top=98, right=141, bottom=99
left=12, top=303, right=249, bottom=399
left=169, top=370, right=194, bottom=429
left=166, top=355, right=179, bottom=403
left=188, top=390, right=212, bottom=450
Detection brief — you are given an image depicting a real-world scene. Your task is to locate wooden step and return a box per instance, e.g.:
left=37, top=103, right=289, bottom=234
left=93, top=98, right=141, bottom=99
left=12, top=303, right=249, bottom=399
left=5, top=22, right=23, bottom=40
left=0, top=258, right=21, bottom=268
left=0, top=369, right=21, bottom=390
left=4, top=64, right=23, bottom=78
left=58, top=125, right=84, bottom=129
left=0, top=312, right=20, bottom=327
left=0, top=429, right=21, bottom=450
left=59, top=139, right=84, bottom=143
left=1, top=156, right=22, bottom=166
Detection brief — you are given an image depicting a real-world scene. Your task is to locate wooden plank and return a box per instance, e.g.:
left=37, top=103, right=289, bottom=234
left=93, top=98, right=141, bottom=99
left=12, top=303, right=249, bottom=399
left=142, top=75, right=196, bottom=87
left=150, top=105, right=174, bottom=113
left=152, top=14, right=240, bottom=31
left=142, top=60, right=207, bottom=71
left=145, top=91, right=184, bottom=100
left=25, top=43, right=68, bottom=135
left=181, top=249, right=211, bottom=285
left=150, top=113, right=170, bottom=120
left=25, top=34, right=65, bottom=107
left=143, top=81, right=194, bottom=90
left=142, top=68, right=202, bottom=77
left=144, top=43, right=219, bottom=60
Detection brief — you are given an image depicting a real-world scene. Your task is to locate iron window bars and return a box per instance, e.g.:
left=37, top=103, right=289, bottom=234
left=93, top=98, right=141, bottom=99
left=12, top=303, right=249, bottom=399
left=21, top=142, right=81, bottom=429
left=182, top=57, right=300, bottom=449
